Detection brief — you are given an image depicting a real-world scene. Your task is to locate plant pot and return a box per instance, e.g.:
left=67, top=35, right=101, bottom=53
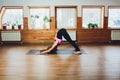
left=18, top=25, right=21, bottom=30
left=12, top=26, right=14, bottom=30
left=92, top=26, right=94, bottom=29
left=3, top=26, right=6, bottom=30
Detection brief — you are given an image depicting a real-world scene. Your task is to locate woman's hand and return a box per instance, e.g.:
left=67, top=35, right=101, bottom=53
left=40, top=41, right=58, bottom=55
left=40, top=50, right=50, bottom=54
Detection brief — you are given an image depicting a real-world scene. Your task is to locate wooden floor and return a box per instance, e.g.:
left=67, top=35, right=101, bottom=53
left=0, top=43, right=120, bottom=80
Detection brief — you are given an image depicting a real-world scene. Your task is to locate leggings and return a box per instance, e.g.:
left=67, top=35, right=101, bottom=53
left=57, top=28, right=80, bottom=51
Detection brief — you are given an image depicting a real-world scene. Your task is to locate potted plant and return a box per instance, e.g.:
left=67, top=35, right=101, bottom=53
left=88, top=23, right=93, bottom=29
left=18, top=24, right=22, bottom=30
left=88, top=23, right=98, bottom=29
left=93, top=23, right=98, bottom=28
left=43, top=16, right=51, bottom=29
left=30, top=15, right=39, bottom=29
left=2, top=22, right=10, bottom=30
left=12, top=23, right=16, bottom=30
left=3, top=25, right=7, bottom=30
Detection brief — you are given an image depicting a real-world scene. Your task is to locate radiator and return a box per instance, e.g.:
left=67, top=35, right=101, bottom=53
left=111, top=30, right=120, bottom=40
left=1, top=31, right=21, bottom=41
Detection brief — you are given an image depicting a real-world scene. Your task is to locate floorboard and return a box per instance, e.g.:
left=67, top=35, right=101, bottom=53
left=0, top=43, right=120, bottom=80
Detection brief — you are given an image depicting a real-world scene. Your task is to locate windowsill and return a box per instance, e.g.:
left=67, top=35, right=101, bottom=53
left=56, top=28, right=76, bottom=30
left=107, top=28, right=120, bottom=30
left=27, top=29, right=50, bottom=30
left=81, top=28, right=103, bottom=30
left=0, top=29, right=22, bottom=31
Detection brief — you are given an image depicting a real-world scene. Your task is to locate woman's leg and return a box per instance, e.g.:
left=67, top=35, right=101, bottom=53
left=58, top=28, right=80, bottom=51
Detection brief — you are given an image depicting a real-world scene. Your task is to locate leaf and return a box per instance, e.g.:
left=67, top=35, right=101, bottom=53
left=35, top=15, right=39, bottom=18
left=43, top=16, right=48, bottom=21
left=88, top=23, right=93, bottom=28
left=43, top=16, right=51, bottom=22
left=31, top=15, right=34, bottom=18
left=94, top=23, right=98, bottom=28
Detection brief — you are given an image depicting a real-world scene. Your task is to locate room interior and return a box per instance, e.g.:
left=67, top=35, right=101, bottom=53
left=0, top=0, right=120, bottom=80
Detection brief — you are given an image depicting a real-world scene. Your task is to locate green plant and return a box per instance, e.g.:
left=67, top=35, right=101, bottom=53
left=18, top=24, right=22, bottom=26
left=12, top=23, right=16, bottom=29
left=88, top=23, right=93, bottom=29
left=30, top=15, right=39, bottom=28
left=94, top=23, right=98, bottom=28
left=31, top=15, right=39, bottom=19
left=43, top=16, right=51, bottom=29
left=12, top=23, right=16, bottom=26
left=88, top=23, right=98, bottom=29
left=43, top=16, right=51, bottom=22
left=15, top=21, right=22, bottom=26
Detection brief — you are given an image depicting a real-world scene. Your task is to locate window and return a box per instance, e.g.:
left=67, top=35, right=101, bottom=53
left=0, top=6, right=23, bottom=30
left=28, top=6, right=50, bottom=29
left=82, top=6, right=104, bottom=29
left=108, top=6, right=120, bottom=29
left=55, top=6, right=77, bottom=29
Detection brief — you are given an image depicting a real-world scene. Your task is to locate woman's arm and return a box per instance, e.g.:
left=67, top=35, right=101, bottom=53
left=40, top=41, right=58, bottom=54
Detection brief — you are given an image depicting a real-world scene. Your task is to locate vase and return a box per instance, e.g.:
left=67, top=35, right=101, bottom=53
left=3, top=26, right=6, bottom=30
left=12, top=26, right=14, bottom=30
left=18, top=25, right=21, bottom=30
left=43, top=24, right=46, bottom=29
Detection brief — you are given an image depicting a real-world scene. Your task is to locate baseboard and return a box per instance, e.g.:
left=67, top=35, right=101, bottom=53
left=110, top=40, right=120, bottom=44
left=0, top=41, right=23, bottom=45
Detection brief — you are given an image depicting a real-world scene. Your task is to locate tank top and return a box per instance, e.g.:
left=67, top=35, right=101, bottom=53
left=55, top=37, right=62, bottom=44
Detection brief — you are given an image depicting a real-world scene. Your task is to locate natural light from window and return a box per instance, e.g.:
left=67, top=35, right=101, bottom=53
left=56, top=8, right=76, bottom=29
left=108, top=8, right=120, bottom=28
left=2, top=8, right=23, bottom=29
left=29, top=8, right=50, bottom=29
left=82, top=6, right=104, bottom=29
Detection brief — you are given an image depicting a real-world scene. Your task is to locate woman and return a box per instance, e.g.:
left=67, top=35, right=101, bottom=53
left=40, top=28, right=81, bottom=54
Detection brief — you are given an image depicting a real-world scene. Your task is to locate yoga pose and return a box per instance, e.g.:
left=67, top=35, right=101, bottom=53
left=40, top=28, right=81, bottom=54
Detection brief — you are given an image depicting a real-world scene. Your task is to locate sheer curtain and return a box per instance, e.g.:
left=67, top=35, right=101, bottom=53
left=56, top=8, right=76, bottom=40
left=108, top=8, right=120, bottom=28
left=56, top=8, right=76, bottom=29
left=29, top=8, right=50, bottom=29
left=82, top=8, right=101, bottom=28
left=2, top=9, right=23, bottom=29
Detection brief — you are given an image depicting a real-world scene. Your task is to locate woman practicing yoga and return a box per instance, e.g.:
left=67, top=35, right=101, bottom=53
left=40, top=28, right=81, bottom=54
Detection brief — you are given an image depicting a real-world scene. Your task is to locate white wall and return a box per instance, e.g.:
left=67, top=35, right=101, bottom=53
left=0, top=0, right=120, bottom=17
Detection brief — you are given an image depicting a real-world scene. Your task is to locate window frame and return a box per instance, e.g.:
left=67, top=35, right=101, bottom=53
left=28, top=6, right=50, bottom=30
left=81, top=5, right=105, bottom=29
left=0, top=6, right=24, bottom=30
left=55, top=6, right=78, bottom=30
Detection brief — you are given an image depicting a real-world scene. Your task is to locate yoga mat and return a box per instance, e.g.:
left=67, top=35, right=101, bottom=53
left=26, top=49, right=86, bottom=55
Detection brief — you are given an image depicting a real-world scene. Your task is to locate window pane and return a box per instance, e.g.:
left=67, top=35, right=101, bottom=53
left=2, top=9, right=23, bottom=29
left=82, top=6, right=104, bottom=29
left=29, top=8, right=50, bottom=29
left=56, top=8, right=76, bottom=29
left=83, top=8, right=101, bottom=28
left=108, top=9, right=120, bottom=28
